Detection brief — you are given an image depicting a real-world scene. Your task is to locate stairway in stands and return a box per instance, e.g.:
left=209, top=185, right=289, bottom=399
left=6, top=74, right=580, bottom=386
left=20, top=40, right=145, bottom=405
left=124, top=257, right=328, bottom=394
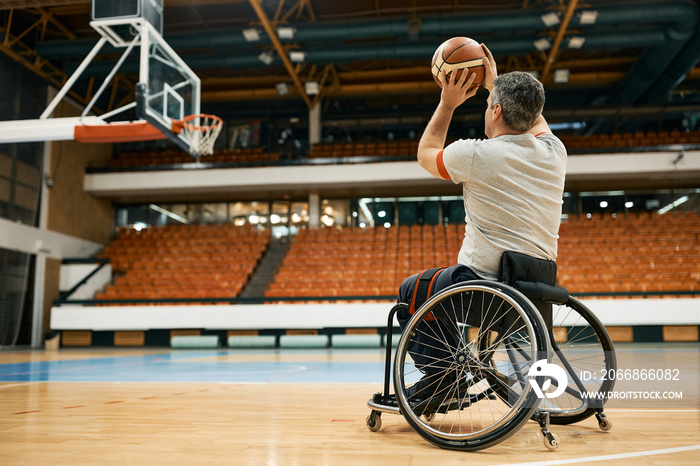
left=239, top=237, right=291, bottom=298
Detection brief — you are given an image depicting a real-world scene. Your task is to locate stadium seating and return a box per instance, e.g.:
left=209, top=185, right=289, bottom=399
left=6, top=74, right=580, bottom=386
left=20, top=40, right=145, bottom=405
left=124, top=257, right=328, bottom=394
left=96, top=224, right=269, bottom=304
left=265, top=224, right=462, bottom=300
left=93, top=212, right=698, bottom=305
left=110, top=147, right=280, bottom=168
left=109, top=131, right=700, bottom=170
left=307, top=140, right=419, bottom=159
left=559, top=130, right=700, bottom=153
left=267, top=212, right=698, bottom=300
left=557, top=211, right=700, bottom=295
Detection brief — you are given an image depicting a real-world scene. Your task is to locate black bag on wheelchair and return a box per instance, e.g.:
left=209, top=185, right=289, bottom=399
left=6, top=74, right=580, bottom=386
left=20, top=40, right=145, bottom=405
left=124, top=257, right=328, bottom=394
left=498, top=251, right=569, bottom=329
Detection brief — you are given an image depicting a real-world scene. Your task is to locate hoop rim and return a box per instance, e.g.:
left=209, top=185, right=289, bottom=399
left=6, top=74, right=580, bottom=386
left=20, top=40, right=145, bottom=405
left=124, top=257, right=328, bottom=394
left=172, top=113, right=223, bottom=134
left=172, top=113, right=223, bottom=156
left=182, top=113, right=223, bottom=131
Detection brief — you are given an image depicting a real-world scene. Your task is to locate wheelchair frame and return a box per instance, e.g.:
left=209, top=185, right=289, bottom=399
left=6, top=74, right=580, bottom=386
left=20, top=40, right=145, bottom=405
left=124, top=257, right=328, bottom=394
left=366, top=280, right=615, bottom=451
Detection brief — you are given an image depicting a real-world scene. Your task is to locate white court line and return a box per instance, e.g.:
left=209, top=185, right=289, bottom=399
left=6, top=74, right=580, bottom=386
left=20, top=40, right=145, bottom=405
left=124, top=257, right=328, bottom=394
left=500, top=444, right=700, bottom=466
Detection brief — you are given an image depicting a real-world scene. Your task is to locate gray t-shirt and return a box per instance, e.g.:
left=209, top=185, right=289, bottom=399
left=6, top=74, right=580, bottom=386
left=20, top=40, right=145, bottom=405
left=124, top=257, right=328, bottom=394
left=441, top=133, right=567, bottom=280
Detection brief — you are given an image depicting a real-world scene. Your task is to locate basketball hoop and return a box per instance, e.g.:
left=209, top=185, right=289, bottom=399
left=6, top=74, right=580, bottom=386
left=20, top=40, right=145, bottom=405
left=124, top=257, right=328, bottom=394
left=175, top=113, right=223, bottom=157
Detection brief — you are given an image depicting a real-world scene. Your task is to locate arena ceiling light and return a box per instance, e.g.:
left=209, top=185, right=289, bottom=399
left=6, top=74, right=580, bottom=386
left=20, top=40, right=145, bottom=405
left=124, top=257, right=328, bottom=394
left=567, top=36, right=586, bottom=49
left=242, top=28, right=261, bottom=42
left=305, top=81, right=320, bottom=95
left=554, top=69, right=570, bottom=83
left=541, top=12, right=560, bottom=27
left=289, top=50, right=306, bottom=63
left=579, top=10, right=599, bottom=25
left=258, top=51, right=274, bottom=65
left=276, top=82, right=289, bottom=96
left=276, top=26, right=295, bottom=39
left=533, top=38, right=551, bottom=51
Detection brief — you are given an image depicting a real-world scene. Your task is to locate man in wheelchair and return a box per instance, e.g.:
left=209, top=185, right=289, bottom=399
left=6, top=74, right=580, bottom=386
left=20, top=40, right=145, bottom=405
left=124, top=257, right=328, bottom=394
left=398, top=43, right=567, bottom=402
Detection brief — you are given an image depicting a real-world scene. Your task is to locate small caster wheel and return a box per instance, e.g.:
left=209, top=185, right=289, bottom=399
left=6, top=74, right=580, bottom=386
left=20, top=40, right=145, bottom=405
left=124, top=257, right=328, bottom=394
left=544, top=432, right=560, bottom=450
left=366, top=412, right=382, bottom=432
left=596, top=412, right=612, bottom=432
left=424, top=412, right=435, bottom=422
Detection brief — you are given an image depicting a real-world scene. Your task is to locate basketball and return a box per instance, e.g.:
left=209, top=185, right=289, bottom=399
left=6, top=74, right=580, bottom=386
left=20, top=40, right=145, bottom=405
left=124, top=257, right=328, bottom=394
left=431, top=37, right=486, bottom=89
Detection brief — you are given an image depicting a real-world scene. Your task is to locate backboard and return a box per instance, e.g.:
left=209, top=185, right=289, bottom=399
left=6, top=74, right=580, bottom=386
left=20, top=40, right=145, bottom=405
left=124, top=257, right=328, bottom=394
left=94, top=17, right=201, bottom=153
left=138, top=21, right=201, bottom=153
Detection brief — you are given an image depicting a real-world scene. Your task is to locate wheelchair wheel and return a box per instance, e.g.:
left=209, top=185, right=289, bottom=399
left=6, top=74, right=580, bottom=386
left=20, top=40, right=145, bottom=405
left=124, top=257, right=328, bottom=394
left=393, top=281, right=550, bottom=451
left=543, top=297, right=616, bottom=425
left=479, top=296, right=616, bottom=426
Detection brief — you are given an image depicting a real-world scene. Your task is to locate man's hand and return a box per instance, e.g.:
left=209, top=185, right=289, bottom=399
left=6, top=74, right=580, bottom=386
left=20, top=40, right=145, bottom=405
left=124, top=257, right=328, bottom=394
left=481, top=43, right=497, bottom=92
left=439, top=68, right=478, bottom=111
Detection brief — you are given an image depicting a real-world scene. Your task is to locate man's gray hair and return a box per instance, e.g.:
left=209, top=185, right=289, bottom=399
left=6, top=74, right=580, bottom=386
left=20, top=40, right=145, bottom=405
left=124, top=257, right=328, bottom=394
left=490, top=71, right=545, bottom=132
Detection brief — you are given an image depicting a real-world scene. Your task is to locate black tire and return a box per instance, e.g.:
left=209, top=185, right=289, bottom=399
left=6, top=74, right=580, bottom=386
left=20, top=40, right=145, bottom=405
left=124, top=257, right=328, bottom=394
left=393, top=281, right=550, bottom=451
left=545, top=297, right=616, bottom=424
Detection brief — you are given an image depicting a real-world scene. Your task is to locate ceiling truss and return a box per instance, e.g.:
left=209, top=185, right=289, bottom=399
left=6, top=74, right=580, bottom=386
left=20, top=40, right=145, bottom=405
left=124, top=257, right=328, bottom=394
left=0, top=0, right=698, bottom=128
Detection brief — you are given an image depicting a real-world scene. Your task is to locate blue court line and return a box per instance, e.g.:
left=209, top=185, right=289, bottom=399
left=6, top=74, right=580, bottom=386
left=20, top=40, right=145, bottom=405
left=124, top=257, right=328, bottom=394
left=0, top=351, right=387, bottom=383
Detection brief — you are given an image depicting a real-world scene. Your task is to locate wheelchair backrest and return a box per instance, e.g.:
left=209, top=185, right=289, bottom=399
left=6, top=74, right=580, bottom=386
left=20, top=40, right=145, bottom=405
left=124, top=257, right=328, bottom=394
left=498, top=251, right=566, bottom=328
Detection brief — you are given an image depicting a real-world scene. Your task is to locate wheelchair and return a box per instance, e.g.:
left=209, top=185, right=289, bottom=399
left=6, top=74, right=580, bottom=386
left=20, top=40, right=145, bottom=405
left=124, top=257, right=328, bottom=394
left=366, top=255, right=616, bottom=451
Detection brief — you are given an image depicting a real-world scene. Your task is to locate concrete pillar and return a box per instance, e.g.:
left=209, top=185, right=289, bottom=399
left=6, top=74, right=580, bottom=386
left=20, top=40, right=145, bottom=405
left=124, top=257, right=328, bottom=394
left=309, top=192, right=320, bottom=229
left=309, top=102, right=321, bottom=145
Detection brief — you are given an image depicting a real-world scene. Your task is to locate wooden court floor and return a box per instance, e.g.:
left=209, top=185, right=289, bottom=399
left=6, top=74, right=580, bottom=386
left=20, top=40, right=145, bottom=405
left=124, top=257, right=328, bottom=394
left=1, top=347, right=699, bottom=465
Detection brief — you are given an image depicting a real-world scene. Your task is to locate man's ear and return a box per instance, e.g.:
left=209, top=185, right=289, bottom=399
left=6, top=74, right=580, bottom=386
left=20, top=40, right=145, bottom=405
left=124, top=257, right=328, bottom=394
left=491, top=103, right=502, bottom=122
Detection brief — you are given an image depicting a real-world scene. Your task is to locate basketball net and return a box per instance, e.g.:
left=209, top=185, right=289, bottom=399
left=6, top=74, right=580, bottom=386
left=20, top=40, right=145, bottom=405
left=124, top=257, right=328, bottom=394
left=178, top=114, right=223, bottom=157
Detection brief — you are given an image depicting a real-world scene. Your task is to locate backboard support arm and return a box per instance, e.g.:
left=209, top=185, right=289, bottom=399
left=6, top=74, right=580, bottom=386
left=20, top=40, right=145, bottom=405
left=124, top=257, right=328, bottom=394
left=81, top=31, right=142, bottom=119
left=40, top=36, right=108, bottom=120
